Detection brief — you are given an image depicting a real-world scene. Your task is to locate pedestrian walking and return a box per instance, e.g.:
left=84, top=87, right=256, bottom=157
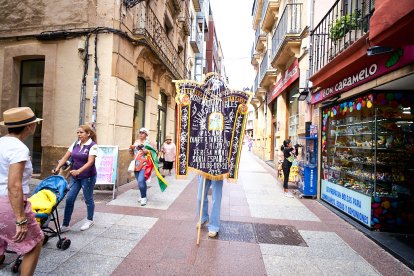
left=0, top=107, right=44, bottom=275
left=52, top=125, right=98, bottom=232
left=248, top=138, right=253, bottom=151
left=197, top=176, right=223, bottom=238
left=160, top=135, right=176, bottom=176
left=280, top=139, right=298, bottom=198
left=130, top=127, right=155, bottom=206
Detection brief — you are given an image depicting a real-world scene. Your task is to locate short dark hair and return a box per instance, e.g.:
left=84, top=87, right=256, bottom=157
left=8, top=126, right=26, bottom=134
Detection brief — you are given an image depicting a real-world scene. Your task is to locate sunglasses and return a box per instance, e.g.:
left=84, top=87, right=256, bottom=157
left=139, top=131, right=147, bottom=134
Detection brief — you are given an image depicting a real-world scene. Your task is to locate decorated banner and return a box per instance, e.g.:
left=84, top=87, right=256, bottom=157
left=174, top=73, right=253, bottom=181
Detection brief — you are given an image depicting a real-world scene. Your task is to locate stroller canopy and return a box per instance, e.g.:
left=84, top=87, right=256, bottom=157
left=33, top=175, right=68, bottom=202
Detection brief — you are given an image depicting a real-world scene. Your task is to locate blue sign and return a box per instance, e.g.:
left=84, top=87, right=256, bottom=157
left=321, top=180, right=371, bottom=226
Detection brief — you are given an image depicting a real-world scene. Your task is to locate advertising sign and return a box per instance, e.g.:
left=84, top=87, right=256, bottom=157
left=175, top=73, right=253, bottom=181
left=268, top=59, right=299, bottom=103
left=321, top=180, right=371, bottom=227
left=311, top=46, right=414, bottom=104
left=95, top=145, right=119, bottom=185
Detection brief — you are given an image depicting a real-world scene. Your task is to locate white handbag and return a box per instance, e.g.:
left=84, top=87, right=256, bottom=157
left=127, top=160, right=135, bottom=172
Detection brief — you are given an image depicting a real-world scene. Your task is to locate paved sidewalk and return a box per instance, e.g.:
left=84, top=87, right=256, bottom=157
left=1, top=148, right=413, bottom=275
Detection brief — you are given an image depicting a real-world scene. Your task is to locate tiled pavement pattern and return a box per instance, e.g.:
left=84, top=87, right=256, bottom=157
left=1, top=147, right=412, bottom=275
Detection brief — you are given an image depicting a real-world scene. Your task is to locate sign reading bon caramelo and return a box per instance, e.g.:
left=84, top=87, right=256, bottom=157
left=174, top=73, right=253, bottom=181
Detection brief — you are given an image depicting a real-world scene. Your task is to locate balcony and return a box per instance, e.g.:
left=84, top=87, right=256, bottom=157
left=261, top=0, right=280, bottom=33
left=253, top=73, right=259, bottom=93
left=252, top=0, right=264, bottom=29
left=254, top=27, right=267, bottom=53
left=190, top=26, right=203, bottom=53
left=192, top=0, right=201, bottom=12
left=134, top=3, right=185, bottom=79
left=178, top=3, right=191, bottom=36
left=251, top=43, right=260, bottom=65
left=259, top=50, right=277, bottom=87
left=270, top=3, right=303, bottom=71
left=310, top=0, right=375, bottom=76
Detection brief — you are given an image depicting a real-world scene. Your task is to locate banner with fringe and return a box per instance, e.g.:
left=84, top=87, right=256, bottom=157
left=174, top=73, right=253, bottom=181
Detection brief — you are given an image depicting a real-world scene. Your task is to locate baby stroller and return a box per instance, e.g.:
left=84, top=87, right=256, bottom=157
left=7, top=175, right=71, bottom=273
left=31, top=175, right=71, bottom=250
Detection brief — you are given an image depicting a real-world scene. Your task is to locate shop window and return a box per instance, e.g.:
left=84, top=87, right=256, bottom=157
left=133, top=77, right=146, bottom=142
left=321, top=91, right=414, bottom=232
left=157, top=91, right=167, bottom=150
left=19, top=59, right=45, bottom=173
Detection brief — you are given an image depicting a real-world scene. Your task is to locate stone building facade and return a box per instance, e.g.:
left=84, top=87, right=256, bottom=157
left=0, top=0, right=216, bottom=185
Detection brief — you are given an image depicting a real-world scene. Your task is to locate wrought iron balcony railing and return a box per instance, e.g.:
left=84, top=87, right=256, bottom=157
left=259, top=50, right=270, bottom=83
left=255, top=27, right=266, bottom=51
left=134, top=3, right=185, bottom=79
left=310, top=0, right=375, bottom=76
left=271, top=3, right=303, bottom=61
left=253, top=72, right=259, bottom=93
left=190, top=26, right=203, bottom=53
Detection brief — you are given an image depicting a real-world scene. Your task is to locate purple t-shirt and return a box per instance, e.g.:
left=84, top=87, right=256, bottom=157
left=71, top=141, right=98, bottom=179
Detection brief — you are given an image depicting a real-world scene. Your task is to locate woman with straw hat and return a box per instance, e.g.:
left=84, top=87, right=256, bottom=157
left=0, top=107, right=44, bottom=275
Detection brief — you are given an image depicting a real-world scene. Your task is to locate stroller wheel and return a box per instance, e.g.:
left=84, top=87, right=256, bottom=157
left=61, top=239, right=71, bottom=250
left=56, top=239, right=63, bottom=249
left=11, top=259, right=22, bottom=273
left=43, top=235, right=49, bottom=245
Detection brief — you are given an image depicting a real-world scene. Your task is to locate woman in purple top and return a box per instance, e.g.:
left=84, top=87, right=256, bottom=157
left=53, top=125, right=98, bottom=232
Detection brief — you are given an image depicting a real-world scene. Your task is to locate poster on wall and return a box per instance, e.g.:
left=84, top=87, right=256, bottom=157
left=174, top=73, right=253, bottom=181
left=321, top=180, right=372, bottom=227
left=95, top=145, right=119, bottom=198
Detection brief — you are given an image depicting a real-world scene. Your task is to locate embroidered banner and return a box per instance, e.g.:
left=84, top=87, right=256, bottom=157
left=174, top=73, right=253, bottom=181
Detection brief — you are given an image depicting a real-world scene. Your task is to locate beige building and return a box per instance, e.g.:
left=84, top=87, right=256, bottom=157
left=251, top=0, right=312, bottom=165
left=0, top=0, right=197, bottom=184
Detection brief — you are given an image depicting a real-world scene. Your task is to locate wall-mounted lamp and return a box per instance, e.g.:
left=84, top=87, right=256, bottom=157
left=367, top=46, right=394, bottom=56
left=298, top=89, right=310, bottom=101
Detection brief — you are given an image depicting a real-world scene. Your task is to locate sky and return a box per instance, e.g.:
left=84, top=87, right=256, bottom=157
left=209, top=0, right=255, bottom=91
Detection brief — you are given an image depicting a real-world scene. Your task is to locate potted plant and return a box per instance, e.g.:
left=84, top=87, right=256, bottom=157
left=329, top=10, right=361, bottom=41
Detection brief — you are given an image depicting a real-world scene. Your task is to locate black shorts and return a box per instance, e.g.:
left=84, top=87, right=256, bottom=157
left=163, top=161, right=173, bottom=170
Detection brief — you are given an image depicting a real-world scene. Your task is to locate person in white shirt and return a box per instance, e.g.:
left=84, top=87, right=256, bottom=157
left=0, top=107, right=44, bottom=275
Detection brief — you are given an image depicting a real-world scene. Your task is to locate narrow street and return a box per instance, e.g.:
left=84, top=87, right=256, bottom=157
left=1, top=147, right=412, bottom=275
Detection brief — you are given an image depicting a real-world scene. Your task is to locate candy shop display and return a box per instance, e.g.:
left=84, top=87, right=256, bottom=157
left=321, top=91, right=414, bottom=232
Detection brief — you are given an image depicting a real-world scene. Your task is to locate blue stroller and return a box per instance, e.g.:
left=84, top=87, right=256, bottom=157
left=32, top=175, right=71, bottom=250
left=7, top=175, right=71, bottom=273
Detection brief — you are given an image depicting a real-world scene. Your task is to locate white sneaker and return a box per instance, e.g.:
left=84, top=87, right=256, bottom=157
left=284, top=192, right=294, bottom=198
left=60, top=225, right=71, bottom=233
left=80, top=220, right=94, bottom=231
left=140, top=198, right=147, bottom=206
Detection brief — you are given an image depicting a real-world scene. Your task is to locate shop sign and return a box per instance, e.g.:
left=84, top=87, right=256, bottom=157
left=311, top=46, right=414, bottom=104
left=268, top=59, right=299, bottom=103
left=321, top=180, right=372, bottom=227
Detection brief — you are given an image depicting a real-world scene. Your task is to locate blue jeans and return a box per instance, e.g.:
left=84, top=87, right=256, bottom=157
left=134, top=170, right=146, bottom=198
left=63, top=175, right=96, bottom=226
left=197, top=176, right=223, bottom=232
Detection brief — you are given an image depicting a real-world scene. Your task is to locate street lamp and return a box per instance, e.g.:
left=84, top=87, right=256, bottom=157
left=298, top=89, right=310, bottom=101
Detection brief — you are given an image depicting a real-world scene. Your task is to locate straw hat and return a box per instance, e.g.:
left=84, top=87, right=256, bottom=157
left=0, top=107, right=42, bottom=128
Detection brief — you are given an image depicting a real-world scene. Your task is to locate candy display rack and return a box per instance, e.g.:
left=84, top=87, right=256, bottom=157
left=321, top=92, right=414, bottom=232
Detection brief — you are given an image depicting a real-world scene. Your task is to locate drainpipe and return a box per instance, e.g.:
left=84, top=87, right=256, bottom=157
left=91, top=34, right=100, bottom=130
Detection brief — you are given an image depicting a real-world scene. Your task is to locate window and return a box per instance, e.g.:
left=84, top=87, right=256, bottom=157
left=157, top=92, right=167, bottom=150
left=19, top=59, right=45, bottom=173
left=133, top=77, right=146, bottom=141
